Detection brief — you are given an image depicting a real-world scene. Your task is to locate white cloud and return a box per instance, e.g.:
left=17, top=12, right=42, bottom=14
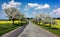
left=2, top=0, right=21, bottom=9
left=23, top=5, right=30, bottom=11
left=43, top=4, right=50, bottom=8
left=35, top=4, right=50, bottom=10
left=28, top=3, right=39, bottom=7
left=25, top=3, right=50, bottom=10
left=52, top=8, right=60, bottom=15
left=50, top=8, right=60, bottom=17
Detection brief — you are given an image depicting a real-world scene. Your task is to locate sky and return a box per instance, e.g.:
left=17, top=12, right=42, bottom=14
left=0, top=0, right=60, bottom=19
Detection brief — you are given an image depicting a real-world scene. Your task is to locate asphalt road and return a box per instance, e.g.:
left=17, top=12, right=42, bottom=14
left=18, top=22, right=57, bottom=37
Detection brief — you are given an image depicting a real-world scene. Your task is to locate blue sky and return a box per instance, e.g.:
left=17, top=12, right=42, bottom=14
left=0, top=0, right=60, bottom=19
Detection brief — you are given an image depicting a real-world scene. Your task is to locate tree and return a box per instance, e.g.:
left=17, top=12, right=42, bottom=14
left=15, top=12, right=25, bottom=23
left=35, top=12, right=57, bottom=27
left=4, top=7, right=23, bottom=24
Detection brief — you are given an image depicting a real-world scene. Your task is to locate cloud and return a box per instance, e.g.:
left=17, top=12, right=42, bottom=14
left=28, top=3, right=39, bottom=7
left=2, top=0, right=21, bottom=9
left=50, top=8, right=60, bottom=17
left=43, top=4, right=50, bottom=8
left=25, top=3, right=50, bottom=10
left=23, top=5, right=30, bottom=11
left=35, top=4, right=50, bottom=10
left=52, top=8, right=60, bottom=16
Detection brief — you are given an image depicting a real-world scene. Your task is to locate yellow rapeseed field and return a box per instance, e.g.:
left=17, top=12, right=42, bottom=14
left=52, top=20, right=60, bottom=28
left=37, top=20, right=60, bottom=29
left=0, top=20, right=26, bottom=24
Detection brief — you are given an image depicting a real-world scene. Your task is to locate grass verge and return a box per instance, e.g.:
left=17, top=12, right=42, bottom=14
left=0, top=21, right=27, bottom=36
left=36, top=24, right=60, bottom=37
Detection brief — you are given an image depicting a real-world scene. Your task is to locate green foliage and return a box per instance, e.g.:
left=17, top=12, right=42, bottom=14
left=14, top=22, right=26, bottom=26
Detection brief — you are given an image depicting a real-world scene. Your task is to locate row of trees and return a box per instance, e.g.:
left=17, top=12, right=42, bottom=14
left=33, top=13, right=57, bottom=27
left=3, top=7, right=25, bottom=24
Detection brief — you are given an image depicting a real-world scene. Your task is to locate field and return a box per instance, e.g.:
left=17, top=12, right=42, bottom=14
left=0, top=20, right=26, bottom=24
left=51, top=20, right=60, bottom=29
left=37, top=20, right=60, bottom=29
left=0, top=20, right=26, bottom=36
left=35, top=20, right=60, bottom=37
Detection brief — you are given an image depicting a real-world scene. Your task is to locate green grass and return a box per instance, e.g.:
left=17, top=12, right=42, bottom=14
left=32, top=19, right=60, bottom=37
left=0, top=20, right=27, bottom=36
left=0, top=24, right=19, bottom=36
left=36, top=24, right=60, bottom=37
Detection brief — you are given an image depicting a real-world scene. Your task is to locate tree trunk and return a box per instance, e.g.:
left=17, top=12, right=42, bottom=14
left=49, top=23, right=52, bottom=27
left=18, top=19, right=20, bottom=23
left=12, top=19, right=15, bottom=24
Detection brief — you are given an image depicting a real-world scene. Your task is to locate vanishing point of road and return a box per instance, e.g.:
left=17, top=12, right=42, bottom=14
left=18, top=22, right=57, bottom=37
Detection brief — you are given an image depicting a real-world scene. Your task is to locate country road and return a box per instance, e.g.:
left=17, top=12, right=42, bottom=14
left=18, top=22, right=57, bottom=37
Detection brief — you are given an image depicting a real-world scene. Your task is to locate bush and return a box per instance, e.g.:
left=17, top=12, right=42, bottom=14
left=14, top=23, right=26, bottom=26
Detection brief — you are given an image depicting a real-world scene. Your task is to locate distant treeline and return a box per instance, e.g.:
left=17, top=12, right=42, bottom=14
left=0, top=18, right=60, bottom=21
left=26, top=18, right=60, bottom=20
left=53, top=18, right=60, bottom=20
